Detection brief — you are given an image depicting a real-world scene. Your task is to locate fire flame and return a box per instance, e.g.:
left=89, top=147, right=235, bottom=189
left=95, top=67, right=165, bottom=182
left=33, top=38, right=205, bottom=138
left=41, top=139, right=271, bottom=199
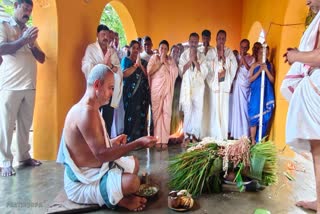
left=171, top=121, right=183, bottom=138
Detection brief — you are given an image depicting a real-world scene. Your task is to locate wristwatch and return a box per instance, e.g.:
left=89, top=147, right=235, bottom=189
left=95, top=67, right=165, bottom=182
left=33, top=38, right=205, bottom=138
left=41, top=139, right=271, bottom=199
left=110, top=64, right=114, bottom=69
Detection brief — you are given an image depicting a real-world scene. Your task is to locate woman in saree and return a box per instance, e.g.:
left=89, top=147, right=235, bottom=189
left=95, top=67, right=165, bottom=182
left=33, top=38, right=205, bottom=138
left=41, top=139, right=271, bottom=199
left=147, top=40, right=178, bottom=150
left=248, top=46, right=275, bottom=144
left=121, top=40, right=151, bottom=143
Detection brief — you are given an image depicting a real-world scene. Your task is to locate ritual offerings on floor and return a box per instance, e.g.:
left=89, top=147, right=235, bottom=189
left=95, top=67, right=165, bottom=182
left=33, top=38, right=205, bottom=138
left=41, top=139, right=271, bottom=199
left=136, top=183, right=159, bottom=198
left=168, top=137, right=277, bottom=196
left=168, top=189, right=194, bottom=211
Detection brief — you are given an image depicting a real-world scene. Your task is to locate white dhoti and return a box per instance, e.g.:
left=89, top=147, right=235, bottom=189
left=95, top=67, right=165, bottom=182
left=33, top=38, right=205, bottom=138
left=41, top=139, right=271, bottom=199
left=281, top=10, right=320, bottom=152
left=180, top=70, right=205, bottom=139
left=57, top=136, right=135, bottom=208
left=205, top=47, right=237, bottom=140
left=285, top=71, right=320, bottom=152
left=64, top=158, right=135, bottom=208
left=200, top=82, right=211, bottom=138
left=179, top=49, right=208, bottom=139
left=183, top=83, right=204, bottom=139
left=209, top=91, right=230, bottom=140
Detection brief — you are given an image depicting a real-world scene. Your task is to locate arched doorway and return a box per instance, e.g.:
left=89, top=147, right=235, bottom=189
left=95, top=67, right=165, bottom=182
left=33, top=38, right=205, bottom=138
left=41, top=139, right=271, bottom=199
left=247, top=21, right=264, bottom=54
left=108, top=1, right=137, bottom=43
left=100, top=3, right=127, bottom=48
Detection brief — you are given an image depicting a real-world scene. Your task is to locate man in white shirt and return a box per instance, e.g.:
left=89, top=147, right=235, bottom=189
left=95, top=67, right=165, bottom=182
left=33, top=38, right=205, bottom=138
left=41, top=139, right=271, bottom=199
left=179, top=33, right=208, bottom=145
left=140, top=36, right=153, bottom=62
left=199, top=29, right=212, bottom=56
left=199, top=29, right=213, bottom=138
left=82, top=24, right=121, bottom=136
left=0, top=0, right=45, bottom=176
left=206, top=30, right=237, bottom=140
left=112, top=32, right=125, bottom=61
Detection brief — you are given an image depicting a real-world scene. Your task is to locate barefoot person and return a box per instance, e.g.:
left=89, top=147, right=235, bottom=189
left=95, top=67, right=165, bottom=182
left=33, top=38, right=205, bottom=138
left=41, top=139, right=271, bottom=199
left=248, top=45, right=275, bottom=144
left=281, top=0, right=320, bottom=212
left=179, top=33, right=208, bottom=145
left=147, top=40, right=178, bottom=150
left=57, top=64, right=157, bottom=211
left=0, top=0, right=45, bottom=177
left=205, top=30, right=238, bottom=140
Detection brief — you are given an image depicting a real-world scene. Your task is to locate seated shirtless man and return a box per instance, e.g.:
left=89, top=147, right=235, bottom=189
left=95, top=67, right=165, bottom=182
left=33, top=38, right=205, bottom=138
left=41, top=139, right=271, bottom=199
left=56, top=64, right=157, bottom=211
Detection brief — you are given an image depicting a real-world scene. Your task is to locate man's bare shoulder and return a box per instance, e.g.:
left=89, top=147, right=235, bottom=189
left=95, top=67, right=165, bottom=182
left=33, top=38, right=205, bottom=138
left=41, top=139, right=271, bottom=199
left=64, top=103, right=106, bottom=167
left=65, top=103, right=99, bottom=129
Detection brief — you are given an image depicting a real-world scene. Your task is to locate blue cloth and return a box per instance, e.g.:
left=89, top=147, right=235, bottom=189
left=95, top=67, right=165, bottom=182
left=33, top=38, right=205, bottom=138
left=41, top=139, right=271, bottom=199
left=99, top=173, right=116, bottom=209
left=121, top=57, right=151, bottom=142
left=248, top=62, right=275, bottom=142
left=56, top=132, right=65, bottom=164
left=65, top=164, right=80, bottom=182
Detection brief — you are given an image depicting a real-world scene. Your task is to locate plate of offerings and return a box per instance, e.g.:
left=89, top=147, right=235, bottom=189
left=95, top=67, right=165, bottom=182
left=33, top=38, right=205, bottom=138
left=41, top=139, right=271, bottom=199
left=168, top=190, right=194, bottom=212
left=135, top=184, right=159, bottom=198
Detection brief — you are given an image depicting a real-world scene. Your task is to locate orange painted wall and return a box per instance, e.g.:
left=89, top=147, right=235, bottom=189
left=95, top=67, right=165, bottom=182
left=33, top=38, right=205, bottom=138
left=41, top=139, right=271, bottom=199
left=32, top=0, right=58, bottom=160
left=146, top=0, right=243, bottom=49
left=115, top=0, right=243, bottom=49
left=241, top=0, right=308, bottom=155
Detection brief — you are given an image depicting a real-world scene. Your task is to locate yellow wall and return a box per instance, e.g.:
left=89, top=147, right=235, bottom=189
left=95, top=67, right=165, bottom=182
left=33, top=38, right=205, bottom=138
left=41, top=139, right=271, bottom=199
left=241, top=0, right=308, bottom=155
left=146, top=0, right=243, bottom=49
left=114, top=0, right=243, bottom=48
left=33, top=0, right=308, bottom=159
left=32, top=0, right=58, bottom=159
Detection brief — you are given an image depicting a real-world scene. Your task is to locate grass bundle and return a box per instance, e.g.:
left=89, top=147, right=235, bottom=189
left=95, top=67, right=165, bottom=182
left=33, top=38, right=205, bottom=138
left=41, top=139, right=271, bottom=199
left=168, top=143, right=221, bottom=196
left=250, top=140, right=278, bottom=185
left=168, top=138, right=278, bottom=196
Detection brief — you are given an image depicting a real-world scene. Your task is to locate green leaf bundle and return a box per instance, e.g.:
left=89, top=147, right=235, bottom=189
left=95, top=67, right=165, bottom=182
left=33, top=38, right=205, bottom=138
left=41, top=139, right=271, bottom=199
left=250, top=140, right=278, bottom=185
left=168, top=144, right=221, bottom=196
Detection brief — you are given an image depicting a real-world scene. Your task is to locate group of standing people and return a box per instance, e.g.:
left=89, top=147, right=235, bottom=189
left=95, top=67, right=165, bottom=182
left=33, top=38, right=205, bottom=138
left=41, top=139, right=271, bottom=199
left=82, top=26, right=182, bottom=151
left=178, top=30, right=275, bottom=146
left=82, top=24, right=274, bottom=149
left=81, top=25, right=276, bottom=151
left=1, top=0, right=320, bottom=213
left=231, top=40, right=275, bottom=144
